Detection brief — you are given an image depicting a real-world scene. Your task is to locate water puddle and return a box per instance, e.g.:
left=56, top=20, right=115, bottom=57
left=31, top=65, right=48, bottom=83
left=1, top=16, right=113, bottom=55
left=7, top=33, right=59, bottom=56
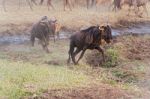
left=112, top=24, right=150, bottom=35
left=0, top=35, right=29, bottom=45
left=0, top=24, right=149, bottom=45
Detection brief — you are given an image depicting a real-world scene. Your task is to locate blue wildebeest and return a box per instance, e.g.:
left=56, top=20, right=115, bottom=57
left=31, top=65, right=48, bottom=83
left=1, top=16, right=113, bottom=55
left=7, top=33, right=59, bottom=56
left=113, top=0, right=149, bottom=16
left=67, top=25, right=112, bottom=65
left=30, top=16, right=58, bottom=53
left=112, top=0, right=122, bottom=11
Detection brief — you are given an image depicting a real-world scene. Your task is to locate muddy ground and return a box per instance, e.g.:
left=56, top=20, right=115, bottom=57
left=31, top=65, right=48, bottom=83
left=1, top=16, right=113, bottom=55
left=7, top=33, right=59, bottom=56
left=32, top=34, right=150, bottom=99
left=0, top=31, right=150, bottom=99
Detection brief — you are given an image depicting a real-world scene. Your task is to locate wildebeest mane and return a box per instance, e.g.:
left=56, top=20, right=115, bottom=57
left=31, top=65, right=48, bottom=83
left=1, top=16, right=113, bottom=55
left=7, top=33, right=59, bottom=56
left=81, top=26, right=97, bottom=33
left=82, top=26, right=101, bottom=45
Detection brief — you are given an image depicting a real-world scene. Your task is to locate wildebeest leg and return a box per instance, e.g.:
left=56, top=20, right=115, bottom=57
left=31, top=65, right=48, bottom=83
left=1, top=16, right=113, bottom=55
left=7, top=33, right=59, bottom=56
left=57, top=32, right=60, bottom=40
left=72, top=48, right=81, bottom=65
left=91, top=0, right=95, bottom=7
left=127, top=6, right=131, bottom=16
left=95, top=46, right=105, bottom=62
left=67, top=42, right=75, bottom=64
left=30, top=35, right=35, bottom=46
left=40, top=0, right=44, bottom=5
left=31, top=0, right=37, bottom=5
left=143, top=5, right=148, bottom=17
left=64, top=0, right=72, bottom=11
left=41, top=36, right=50, bottom=53
left=41, top=42, right=49, bottom=53
left=111, top=2, right=115, bottom=12
left=26, top=0, right=33, bottom=10
left=86, top=0, right=90, bottom=9
left=47, top=0, right=55, bottom=10
left=45, top=35, right=50, bottom=53
left=53, top=32, right=56, bottom=42
left=2, top=0, right=7, bottom=12
left=67, top=0, right=72, bottom=11
left=45, top=45, right=49, bottom=53
left=76, top=48, right=87, bottom=65
left=42, top=44, right=49, bottom=53
left=64, top=0, right=66, bottom=11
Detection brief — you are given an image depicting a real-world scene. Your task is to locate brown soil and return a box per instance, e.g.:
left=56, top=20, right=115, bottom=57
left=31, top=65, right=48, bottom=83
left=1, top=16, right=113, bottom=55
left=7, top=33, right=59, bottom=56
left=30, top=84, right=133, bottom=99
left=86, top=34, right=150, bottom=67
left=116, top=35, right=150, bottom=60
left=0, top=23, right=31, bottom=37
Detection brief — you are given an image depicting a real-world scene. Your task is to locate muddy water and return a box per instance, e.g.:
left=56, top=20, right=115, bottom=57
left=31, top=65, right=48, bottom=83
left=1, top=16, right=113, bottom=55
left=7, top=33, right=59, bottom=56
left=0, top=35, right=29, bottom=45
left=0, top=24, right=150, bottom=45
left=112, top=24, right=150, bottom=35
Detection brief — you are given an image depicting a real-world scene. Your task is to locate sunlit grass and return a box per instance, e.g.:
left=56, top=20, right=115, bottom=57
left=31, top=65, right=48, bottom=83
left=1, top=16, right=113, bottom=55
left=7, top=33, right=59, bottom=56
left=0, top=59, right=88, bottom=99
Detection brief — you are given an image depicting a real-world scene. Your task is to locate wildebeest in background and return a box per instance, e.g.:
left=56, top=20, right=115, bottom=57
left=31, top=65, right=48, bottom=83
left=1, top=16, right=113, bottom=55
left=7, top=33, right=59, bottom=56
left=112, top=0, right=122, bottom=11
left=122, top=0, right=149, bottom=16
left=63, top=0, right=72, bottom=11
left=2, top=0, right=34, bottom=11
left=67, top=25, right=112, bottom=65
left=113, top=0, right=149, bottom=16
left=30, top=0, right=37, bottom=5
left=39, top=0, right=55, bottom=10
left=30, top=16, right=58, bottom=53
left=86, top=0, right=95, bottom=9
left=86, top=0, right=112, bottom=9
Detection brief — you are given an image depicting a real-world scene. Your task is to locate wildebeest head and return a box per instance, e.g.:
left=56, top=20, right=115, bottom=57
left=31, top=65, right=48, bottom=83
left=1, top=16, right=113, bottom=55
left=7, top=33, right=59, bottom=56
left=100, top=25, right=112, bottom=44
left=39, top=17, right=57, bottom=27
left=83, top=26, right=105, bottom=44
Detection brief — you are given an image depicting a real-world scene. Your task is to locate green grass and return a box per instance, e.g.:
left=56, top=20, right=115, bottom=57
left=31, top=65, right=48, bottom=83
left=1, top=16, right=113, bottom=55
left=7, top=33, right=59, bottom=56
left=0, top=35, right=149, bottom=98
left=103, top=48, right=119, bottom=67
left=0, top=59, right=88, bottom=99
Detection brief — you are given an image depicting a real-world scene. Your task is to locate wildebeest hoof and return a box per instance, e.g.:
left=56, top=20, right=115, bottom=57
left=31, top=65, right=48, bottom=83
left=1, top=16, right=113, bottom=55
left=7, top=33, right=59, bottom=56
left=67, top=60, right=70, bottom=65
left=46, top=50, right=50, bottom=53
left=74, top=62, right=79, bottom=65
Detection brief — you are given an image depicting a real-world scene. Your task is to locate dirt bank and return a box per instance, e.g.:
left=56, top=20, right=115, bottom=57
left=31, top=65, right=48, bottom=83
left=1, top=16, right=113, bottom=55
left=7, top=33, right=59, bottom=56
left=32, top=84, right=132, bottom=99
left=31, top=35, right=150, bottom=99
left=0, top=34, right=150, bottom=99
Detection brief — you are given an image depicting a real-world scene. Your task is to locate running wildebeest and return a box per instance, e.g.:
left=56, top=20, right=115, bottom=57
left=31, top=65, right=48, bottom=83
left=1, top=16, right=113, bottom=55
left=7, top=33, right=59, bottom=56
left=40, top=0, right=73, bottom=11
left=30, top=16, right=58, bottom=53
left=67, top=25, right=112, bottom=65
left=112, top=0, right=122, bottom=11
left=122, top=0, right=149, bottom=16
left=31, top=0, right=37, bottom=5
left=64, top=0, right=72, bottom=11
left=113, top=0, right=149, bottom=16
left=39, top=0, right=55, bottom=10
left=86, top=0, right=95, bottom=9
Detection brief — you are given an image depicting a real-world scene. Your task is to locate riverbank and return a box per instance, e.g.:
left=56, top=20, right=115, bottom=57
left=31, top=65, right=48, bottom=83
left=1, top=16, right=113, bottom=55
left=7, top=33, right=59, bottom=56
left=0, top=3, right=150, bottom=36
left=0, top=34, right=150, bottom=99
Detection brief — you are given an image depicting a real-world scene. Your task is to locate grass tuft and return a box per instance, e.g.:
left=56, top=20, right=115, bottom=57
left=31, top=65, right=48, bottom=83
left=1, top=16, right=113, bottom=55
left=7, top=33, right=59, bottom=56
left=103, top=48, right=119, bottom=68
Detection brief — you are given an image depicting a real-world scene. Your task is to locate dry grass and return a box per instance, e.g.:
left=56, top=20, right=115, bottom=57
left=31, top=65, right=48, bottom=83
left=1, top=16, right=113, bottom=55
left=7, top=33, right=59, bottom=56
left=0, top=1, right=150, bottom=35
